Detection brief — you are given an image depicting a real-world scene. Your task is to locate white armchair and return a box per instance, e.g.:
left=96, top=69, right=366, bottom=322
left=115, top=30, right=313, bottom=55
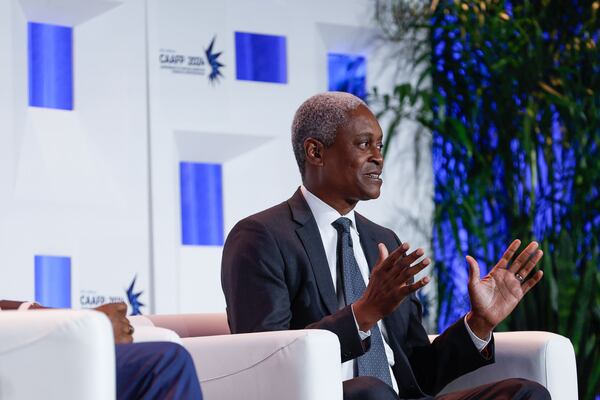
left=0, top=310, right=116, bottom=400
left=437, top=331, right=578, bottom=399
left=129, top=313, right=343, bottom=400
left=130, top=313, right=578, bottom=400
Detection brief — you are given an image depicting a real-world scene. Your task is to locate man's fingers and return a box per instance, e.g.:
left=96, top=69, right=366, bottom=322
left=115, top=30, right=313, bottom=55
left=376, top=243, right=389, bottom=265
left=396, top=276, right=430, bottom=296
left=98, top=302, right=128, bottom=318
left=522, top=270, right=544, bottom=294
left=508, top=241, right=539, bottom=273
left=116, top=331, right=134, bottom=344
left=120, top=317, right=130, bottom=329
left=412, top=257, right=431, bottom=275
left=516, top=249, right=543, bottom=278
left=376, top=242, right=430, bottom=286
left=381, top=242, right=410, bottom=270
left=393, top=247, right=425, bottom=269
left=392, top=257, right=431, bottom=284
left=466, top=255, right=480, bottom=285
left=493, top=239, right=521, bottom=271
left=115, top=302, right=128, bottom=316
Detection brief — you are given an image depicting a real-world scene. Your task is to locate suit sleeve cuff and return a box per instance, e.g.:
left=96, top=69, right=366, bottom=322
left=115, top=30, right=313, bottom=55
left=464, top=314, right=491, bottom=352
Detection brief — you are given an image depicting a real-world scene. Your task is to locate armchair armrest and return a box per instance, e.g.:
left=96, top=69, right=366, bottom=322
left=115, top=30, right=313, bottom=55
left=434, top=331, right=577, bottom=400
left=0, top=310, right=115, bottom=400
left=128, top=315, right=182, bottom=344
left=183, top=329, right=343, bottom=400
left=129, top=313, right=230, bottom=337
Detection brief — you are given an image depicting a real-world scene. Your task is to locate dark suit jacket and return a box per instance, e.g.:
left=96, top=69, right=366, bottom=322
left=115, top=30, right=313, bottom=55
left=221, top=189, right=494, bottom=397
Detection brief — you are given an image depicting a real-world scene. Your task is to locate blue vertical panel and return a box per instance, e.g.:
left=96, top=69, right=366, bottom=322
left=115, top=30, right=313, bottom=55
left=328, top=53, right=367, bottom=100
left=235, top=32, right=287, bottom=84
left=180, top=162, right=224, bottom=246
left=35, top=255, right=71, bottom=308
left=28, top=22, right=73, bottom=110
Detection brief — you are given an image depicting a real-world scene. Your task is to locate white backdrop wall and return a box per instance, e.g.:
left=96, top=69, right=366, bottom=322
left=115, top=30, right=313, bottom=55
left=0, top=0, right=433, bottom=318
left=0, top=0, right=151, bottom=310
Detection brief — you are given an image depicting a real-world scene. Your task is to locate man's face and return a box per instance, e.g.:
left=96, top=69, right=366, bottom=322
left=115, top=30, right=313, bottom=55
left=321, top=104, right=384, bottom=203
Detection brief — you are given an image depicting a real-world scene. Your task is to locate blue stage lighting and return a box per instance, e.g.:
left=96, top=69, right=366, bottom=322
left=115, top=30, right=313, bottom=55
left=35, top=255, right=71, bottom=308
left=328, top=53, right=367, bottom=100
left=28, top=22, right=73, bottom=110
left=180, top=162, right=224, bottom=246
left=235, top=32, right=287, bottom=84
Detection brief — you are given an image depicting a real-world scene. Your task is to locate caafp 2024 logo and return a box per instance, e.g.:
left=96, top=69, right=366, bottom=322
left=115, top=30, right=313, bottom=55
left=79, top=275, right=145, bottom=316
left=159, top=35, right=224, bottom=84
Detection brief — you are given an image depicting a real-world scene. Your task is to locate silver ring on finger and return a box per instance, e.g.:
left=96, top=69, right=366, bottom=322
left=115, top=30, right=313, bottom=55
left=515, top=272, right=524, bottom=283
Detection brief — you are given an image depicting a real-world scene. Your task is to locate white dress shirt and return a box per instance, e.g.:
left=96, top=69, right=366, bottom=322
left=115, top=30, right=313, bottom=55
left=300, top=186, right=490, bottom=393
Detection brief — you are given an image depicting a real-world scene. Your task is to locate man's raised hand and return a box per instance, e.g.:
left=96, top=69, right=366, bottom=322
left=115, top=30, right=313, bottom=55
left=353, top=242, right=431, bottom=332
left=466, top=239, right=544, bottom=339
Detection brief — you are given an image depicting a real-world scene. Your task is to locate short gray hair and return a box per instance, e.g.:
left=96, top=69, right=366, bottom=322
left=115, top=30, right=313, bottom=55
left=291, top=92, right=366, bottom=176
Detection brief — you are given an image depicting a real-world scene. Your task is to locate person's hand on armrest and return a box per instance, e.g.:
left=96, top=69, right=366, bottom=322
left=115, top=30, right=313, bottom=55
left=0, top=299, right=134, bottom=344
left=95, top=302, right=134, bottom=344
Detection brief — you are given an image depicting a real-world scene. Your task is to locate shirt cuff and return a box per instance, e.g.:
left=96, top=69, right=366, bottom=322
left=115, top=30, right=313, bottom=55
left=17, top=301, right=36, bottom=311
left=351, top=304, right=371, bottom=340
left=464, top=314, right=491, bottom=352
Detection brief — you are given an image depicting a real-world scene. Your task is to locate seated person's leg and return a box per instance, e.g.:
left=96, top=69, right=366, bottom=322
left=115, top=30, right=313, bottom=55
left=343, top=376, right=399, bottom=400
left=116, top=342, right=202, bottom=400
left=437, top=378, right=550, bottom=400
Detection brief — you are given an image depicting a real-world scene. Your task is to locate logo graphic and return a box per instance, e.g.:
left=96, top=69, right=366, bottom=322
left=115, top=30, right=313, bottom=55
left=205, top=36, right=224, bottom=83
left=159, top=35, right=224, bottom=84
left=126, top=275, right=145, bottom=316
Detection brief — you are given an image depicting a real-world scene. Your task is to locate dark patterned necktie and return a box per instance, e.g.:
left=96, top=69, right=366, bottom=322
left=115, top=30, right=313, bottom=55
left=332, top=217, right=393, bottom=387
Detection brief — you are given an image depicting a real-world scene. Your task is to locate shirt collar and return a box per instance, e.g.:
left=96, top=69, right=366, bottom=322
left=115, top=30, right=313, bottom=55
left=300, top=185, right=358, bottom=232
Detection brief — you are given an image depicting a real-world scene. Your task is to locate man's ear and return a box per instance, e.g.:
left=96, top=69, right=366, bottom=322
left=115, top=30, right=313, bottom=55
left=304, top=138, right=325, bottom=167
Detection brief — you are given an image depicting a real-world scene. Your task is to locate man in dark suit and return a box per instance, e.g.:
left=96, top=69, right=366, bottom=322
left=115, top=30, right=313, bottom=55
left=221, top=92, right=550, bottom=399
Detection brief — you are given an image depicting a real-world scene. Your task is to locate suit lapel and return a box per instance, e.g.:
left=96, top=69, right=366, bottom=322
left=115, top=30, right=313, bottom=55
left=355, top=212, right=380, bottom=273
left=288, top=189, right=338, bottom=314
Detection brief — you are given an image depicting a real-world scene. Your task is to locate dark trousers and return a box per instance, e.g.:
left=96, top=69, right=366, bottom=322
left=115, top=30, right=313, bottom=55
left=343, top=376, right=551, bottom=400
left=116, top=342, right=203, bottom=400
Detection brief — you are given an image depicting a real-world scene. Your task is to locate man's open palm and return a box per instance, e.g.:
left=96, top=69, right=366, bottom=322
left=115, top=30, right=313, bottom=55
left=467, top=240, right=544, bottom=332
